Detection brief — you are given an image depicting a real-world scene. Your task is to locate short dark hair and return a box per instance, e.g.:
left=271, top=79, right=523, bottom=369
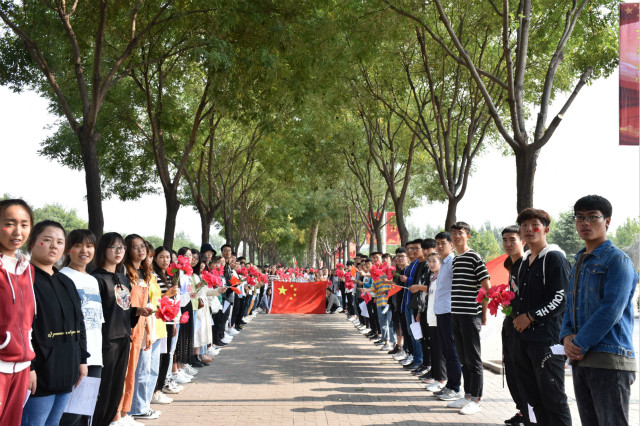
left=382, top=253, right=392, bottom=260
left=421, top=238, right=436, bottom=249
left=363, top=258, right=372, bottom=263
left=501, top=225, right=521, bottom=236
left=356, top=252, right=364, bottom=258
left=516, top=208, right=551, bottom=227
left=177, top=247, right=192, bottom=257
left=346, top=260, right=354, bottom=266
left=451, top=221, right=471, bottom=235
left=370, top=251, right=382, bottom=257
left=28, top=220, right=66, bottom=251
left=0, top=199, right=34, bottom=228
left=237, top=256, right=246, bottom=262
left=405, top=238, right=422, bottom=248
left=395, top=247, right=406, bottom=255
left=64, top=229, right=97, bottom=267
left=574, top=195, right=612, bottom=218
left=435, top=231, right=451, bottom=242
left=94, top=232, right=124, bottom=269
left=221, top=243, right=232, bottom=251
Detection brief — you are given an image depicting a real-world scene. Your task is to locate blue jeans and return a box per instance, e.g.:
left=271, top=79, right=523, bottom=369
left=376, top=305, right=396, bottom=344
left=404, top=307, right=422, bottom=364
left=573, top=366, right=636, bottom=426
left=130, top=339, right=162, bottom=415
left=22, top=392, right=72, bottom=426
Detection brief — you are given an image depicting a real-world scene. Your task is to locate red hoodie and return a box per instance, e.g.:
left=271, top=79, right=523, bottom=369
left=0, top=253, right=36, bottom=373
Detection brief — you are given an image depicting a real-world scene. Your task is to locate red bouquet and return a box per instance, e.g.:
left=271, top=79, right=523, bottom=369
left=476, top=284, right=515, bottom=316
left=167, top=255, right=193, bottom=277
left=156, top=296, right=181, bottom=322
left=344, top=272, right=355, bottom=290
left=201, top=269, right=222, bottom=288
left=370, top=263, right=384, bottom=280
left=334, top=269, right=345, bottom=278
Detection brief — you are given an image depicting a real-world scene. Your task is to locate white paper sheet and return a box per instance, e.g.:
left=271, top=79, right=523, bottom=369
left=409, top=321, right=423, bottom=340
left=528, top=404, right=537, bottom=423
left=223, top=301, right=231, bottom=313
left=359, top=301, right=369, bottom=318
left=381, top=305, right=389, bottom=315
left=550, top=344, right=565, bottom=355
left=63, top=376, right=101, bottom=416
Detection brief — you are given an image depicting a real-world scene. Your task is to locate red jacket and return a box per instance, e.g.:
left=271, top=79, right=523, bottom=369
left=0, top=253, right=36, bottom=373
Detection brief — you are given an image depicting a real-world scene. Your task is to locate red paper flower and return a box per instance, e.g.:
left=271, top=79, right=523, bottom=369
left=155, top=296, right=181, bottom=322
left=179, top=311, right=190, bottom=324
left=476, top=284, right=515, bottom=317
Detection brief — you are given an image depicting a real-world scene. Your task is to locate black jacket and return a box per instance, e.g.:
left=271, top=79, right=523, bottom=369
left=92, top=268, right=139, bottom=341
left=31, top=266, right=88, bottom=396
left=514, top=245, right=570, bottom=343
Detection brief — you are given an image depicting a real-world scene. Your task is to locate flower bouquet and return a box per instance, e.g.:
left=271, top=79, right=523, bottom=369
left=476, top=284, right=515, bottom=316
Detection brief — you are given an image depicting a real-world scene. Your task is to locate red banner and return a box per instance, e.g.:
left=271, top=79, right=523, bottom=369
left=485, top=254, right=509, bottom=286
left=386, top=212, right=401, bottom=245
left=620, top=3, right=640, bottom=146
left=270, top=281, right=327, bottom=314
left=349, top=242, right=356, bottom=259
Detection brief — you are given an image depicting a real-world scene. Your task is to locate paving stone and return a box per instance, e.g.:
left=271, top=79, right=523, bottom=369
left=139, top=313, right=639, bottom=426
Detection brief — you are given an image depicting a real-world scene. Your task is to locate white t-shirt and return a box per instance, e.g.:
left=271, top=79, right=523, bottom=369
left=426, top=274, right=438, bottom=327
left=60, top=267, right=105, bottom=366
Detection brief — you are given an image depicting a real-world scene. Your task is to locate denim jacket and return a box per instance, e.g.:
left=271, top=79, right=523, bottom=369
left=560, top=240, right=638, bottom=358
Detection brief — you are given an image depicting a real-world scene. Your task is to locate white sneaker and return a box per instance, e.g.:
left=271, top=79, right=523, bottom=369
left=183, top=364, right=198, bottom=375
left=224, top=332, right=235, bottom=339
left=447, top=397, right=471, bottom=408
left=425, top=382, right=444, bottom=392
left=359, top=328, right=371, bottom=335
left=207, top=347, right=220, bottom=356
left=221, top=337, right=232, bottom=344
left=151, top=391, right=173, bottom=404
left=109, top=421, right=122, bottom=426
left=381, top=343, right=394, bottom=351
left=120, top=415, right=144, bottom=426
left=162, top=380, right=183, bottom=394
left=132, top=409, right=161, bottom=420
left=227, top=328, right=239, bottom=336
left=172, top=371, right=191, bottom=384
left=459, top=401, right=481, bottom=415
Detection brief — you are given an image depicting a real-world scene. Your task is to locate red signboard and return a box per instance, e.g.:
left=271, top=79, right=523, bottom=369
left=620, top=3, right=640, bottom=145
left=386, top=212, right=401, bottom=245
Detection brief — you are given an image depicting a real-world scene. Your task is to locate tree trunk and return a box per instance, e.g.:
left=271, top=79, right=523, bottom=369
left=80, top=130, right=104, bottom=237
left=394, top=207, right=409, bottom=247
left=308, top=221, right=320, bottom=268
left=444, top=196, right=459, bottom=231
left=375, top=228, right=383, bottom=252
left=163, top=189, right=180, bottom=249
left=515, top=146, right=538, bottom=213
left=199, top=211, right=211, bottom=246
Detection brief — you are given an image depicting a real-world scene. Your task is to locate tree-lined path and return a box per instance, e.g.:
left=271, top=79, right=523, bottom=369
left=138, top=314, right=639, bottom=426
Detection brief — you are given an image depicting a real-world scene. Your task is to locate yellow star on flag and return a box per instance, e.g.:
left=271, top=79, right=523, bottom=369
left=289, top=297, right=293, bottom=300
left=278, top=286, right=287, bottom=295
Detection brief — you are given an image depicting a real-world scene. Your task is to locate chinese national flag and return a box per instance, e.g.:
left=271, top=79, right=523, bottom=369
left=388, top=284, right=403, bottom=298
left=485, top=254, right=509, bottom=285
left=270, top=281, right=327, bottom=314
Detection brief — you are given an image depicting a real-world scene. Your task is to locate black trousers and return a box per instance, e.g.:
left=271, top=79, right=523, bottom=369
left=513, top=337, right=572, bottom=426
left=58, top=365, right=103, bottom=426
left=155, top=323, right=176, bottom=392
left=451, top=313, right=484, bottom=399
left=502, top=317, right=528, bottom=419
left=419, top=310, right=431, bottom=366
left=399, top=309, right=412, bottom=354
left=213, top=309, right=226, bottom=342
left=92, top=337, right=130, bottom=426
left=346, top=293, right=355, bottom=316
left=231, top=296, right=244, bottom=327
left=366, top=300, right=380, bottom=334
left=436, top=313, right=461, bottom=392
left=427, top=326, right=447, bottom=381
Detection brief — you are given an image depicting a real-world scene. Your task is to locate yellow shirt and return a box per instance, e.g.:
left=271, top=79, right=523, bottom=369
left=149, top=275, right=167, bottom=339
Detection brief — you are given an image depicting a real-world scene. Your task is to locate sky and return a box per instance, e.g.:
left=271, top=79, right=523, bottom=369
left=0, top=73, right=638, bottom=244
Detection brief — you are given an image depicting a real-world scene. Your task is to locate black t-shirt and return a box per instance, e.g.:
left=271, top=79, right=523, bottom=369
left=92, top=268, right=135, bottom=341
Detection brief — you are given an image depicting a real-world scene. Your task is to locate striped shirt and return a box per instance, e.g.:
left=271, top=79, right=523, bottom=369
left=373, top=277, right=391, bottom=308
left=451, top=250, right=490, bottom=315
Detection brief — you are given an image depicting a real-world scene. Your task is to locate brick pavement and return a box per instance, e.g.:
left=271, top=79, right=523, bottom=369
left=141, top=313, right=639, bottom=426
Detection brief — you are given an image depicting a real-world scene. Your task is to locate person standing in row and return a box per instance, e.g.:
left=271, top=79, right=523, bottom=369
left=22, top=221, right=89, bottom=426
left=0, top=199, right=35, bottom=426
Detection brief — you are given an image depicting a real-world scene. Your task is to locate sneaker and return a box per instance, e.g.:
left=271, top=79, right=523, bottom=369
left=359, top=328, right=371, bottom=335
left=162, top=380, right=183, bottom=394
left=121, top=415, right=145, bottom=426
left=388, top=345, right=400, bottom=355
left=433, top=386, right=449, bottom=396
left=381, top=343, right=394, bottom=351
left=183, top=364, right=198, bottom=375
left=438, top=388, right=464, bottom=401
left=109, top=421, right=122, bottom=426
left=505, top=412, right=526, bottom=425
left=419, top=370, right=433, bottom=381
left=151, top=391, right=173, bottom=404
left=459, top=401, right=481, bottom=415
left=173, top=371, right=191, bottom=384
left=447, top=397, right=470, bottom=408
left=207, top=347, right=220, bottom=356
left=411, top=365, right=430, bottom=375
left=227, top=328, right=239, bottom=336
left=221, top=337, right=232, bottom=344
left=400, top=356, right=414, bottom=366
left=425, top=382, right=444, bottom=392
left=392, top=350, right=407, bottom=361
left=373, top=340, right=385, bottom=346
left=403, top=361, right=421, bottom=370
left=132, top=409, right=161, bottom=420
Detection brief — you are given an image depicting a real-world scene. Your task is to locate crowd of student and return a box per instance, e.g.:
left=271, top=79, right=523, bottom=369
left=324, top=195, right=638, bottom=426
left=1, top=195, right=638, bottom=426
left=0, top=198, right=272, bottom=426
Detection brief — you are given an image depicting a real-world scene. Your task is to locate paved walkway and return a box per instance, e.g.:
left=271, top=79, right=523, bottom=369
left=143, top=313, right=639, bottom=426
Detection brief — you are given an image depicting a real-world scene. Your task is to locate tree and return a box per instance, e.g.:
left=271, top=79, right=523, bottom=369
left=469, top=228, right=502, bottom=261
left=385, top=0, right=619, bottom=212
left=547, top=210, right=585, bottom=261
left=0, top=0, right=190, bottom=236
left=33, top=203, right=87, bottom=231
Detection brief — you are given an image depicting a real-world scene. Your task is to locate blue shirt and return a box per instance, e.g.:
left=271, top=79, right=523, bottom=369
left=434, top=253, right=454, bottom=315
left=402, top=260, right=419, bottom=313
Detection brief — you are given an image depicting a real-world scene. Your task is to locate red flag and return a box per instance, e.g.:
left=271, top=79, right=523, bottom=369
left=485, top=254, right=509, bottom=286
left=270, top=281, right=326, bottom=314
left=362, top=292, right=372, bottom=304
left=620, top=3, right=640, bottom=145
left=387, top=284, right=403, bottom=298
left=229, top=276, right=240, bottom=286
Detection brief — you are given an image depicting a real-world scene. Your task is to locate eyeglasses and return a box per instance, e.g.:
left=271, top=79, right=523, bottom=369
left=573, top=215, right=604, bottom=223
left=108, top=246, right=126, bottom=253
